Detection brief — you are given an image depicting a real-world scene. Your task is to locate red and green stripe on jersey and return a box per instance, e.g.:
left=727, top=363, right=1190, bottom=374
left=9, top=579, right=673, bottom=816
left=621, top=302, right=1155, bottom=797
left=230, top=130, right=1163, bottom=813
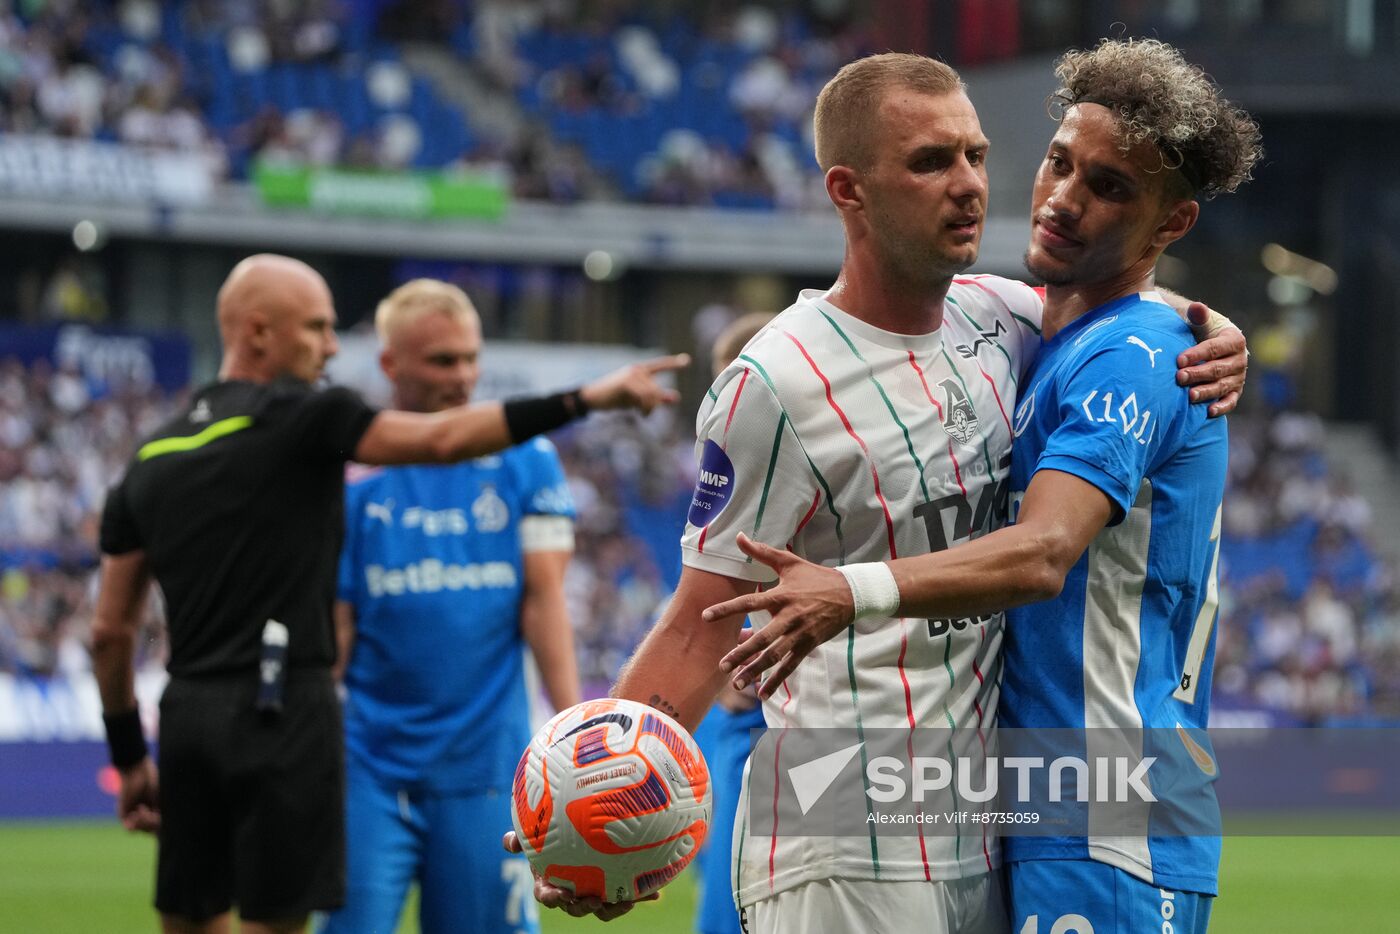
left=689, top=287, right=1036, bottom=906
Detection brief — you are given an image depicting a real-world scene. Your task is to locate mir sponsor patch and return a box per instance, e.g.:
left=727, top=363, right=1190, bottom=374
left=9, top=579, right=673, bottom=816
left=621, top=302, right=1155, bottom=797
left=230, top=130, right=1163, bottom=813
left=688, top=440, right=735, bottom=527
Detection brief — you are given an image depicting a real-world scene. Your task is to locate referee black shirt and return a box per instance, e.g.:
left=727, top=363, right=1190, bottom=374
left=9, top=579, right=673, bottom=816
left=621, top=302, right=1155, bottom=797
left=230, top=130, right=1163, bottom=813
left=100, top=378, right=377, bottom=678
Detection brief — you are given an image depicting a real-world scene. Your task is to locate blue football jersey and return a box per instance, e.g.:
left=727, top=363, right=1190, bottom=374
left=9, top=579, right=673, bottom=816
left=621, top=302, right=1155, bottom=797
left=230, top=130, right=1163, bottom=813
left=1000, top=292, right=1227, bottom=895
left=338, top=438, right=575, bottom=794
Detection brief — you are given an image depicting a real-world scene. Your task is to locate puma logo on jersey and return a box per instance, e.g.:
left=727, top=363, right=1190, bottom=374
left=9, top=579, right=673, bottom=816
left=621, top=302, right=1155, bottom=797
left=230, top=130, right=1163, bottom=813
left=955, top=320, right=1007, bottom=359
left=1127, top=335, right=1163, bottom=367
left=699, top=469, right=729, bottom=488
left=365, top=500, right=394, bottom=525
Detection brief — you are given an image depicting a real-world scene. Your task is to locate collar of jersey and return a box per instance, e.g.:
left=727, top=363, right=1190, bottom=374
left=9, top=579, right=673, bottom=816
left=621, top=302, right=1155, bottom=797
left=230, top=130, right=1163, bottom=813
left=1044, top=290, right=1170, bottom=350
left=798, top=289, right=946, bottom=352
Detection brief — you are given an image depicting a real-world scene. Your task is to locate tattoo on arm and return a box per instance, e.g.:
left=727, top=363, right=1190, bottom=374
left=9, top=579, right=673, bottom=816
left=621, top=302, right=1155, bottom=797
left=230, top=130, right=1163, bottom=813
left=647, top=694, right=680, bottom=719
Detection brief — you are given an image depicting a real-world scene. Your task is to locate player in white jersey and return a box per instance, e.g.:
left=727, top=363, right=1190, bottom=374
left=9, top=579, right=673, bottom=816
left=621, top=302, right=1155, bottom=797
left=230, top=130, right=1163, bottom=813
left=687, top=278, right=1037, bottom=911
left=707, top=39, right=1263, bottom=934
left=506, top=53, right=1246, bottom=931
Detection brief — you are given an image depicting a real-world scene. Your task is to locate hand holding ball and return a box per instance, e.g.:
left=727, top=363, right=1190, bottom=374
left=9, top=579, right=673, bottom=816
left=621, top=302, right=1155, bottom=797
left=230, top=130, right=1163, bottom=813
left=511, top=698, right=712, bottom=904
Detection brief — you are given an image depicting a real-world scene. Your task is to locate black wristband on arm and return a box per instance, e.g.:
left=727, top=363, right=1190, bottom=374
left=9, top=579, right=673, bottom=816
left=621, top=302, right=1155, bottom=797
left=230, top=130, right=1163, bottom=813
left=502, top=389, right=589, bottom=444
left=103, top=708, right=148, bottom=770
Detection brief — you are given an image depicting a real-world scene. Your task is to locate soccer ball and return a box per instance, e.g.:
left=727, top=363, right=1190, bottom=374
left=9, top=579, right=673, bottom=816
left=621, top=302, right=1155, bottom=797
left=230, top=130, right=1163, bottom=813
left=511, top=697, right=712, bottom=903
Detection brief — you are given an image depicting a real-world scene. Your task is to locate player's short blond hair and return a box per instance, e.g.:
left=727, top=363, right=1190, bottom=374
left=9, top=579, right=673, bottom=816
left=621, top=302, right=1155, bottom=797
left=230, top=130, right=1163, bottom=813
left=814, top=53, right=965, bottom=173
left=374, top=279, right=480, bottom=345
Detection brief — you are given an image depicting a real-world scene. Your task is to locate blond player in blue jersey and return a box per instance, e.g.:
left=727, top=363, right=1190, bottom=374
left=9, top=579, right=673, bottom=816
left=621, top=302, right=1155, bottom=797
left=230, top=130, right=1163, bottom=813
left=507, top=52, right=1249, bottom=932
left=322, top=280, right=582, bottom=934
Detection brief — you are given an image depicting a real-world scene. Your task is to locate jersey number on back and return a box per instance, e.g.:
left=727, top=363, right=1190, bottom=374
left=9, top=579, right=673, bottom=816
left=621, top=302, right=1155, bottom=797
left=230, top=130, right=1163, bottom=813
left=1020, top=915, right=1094, bottom=934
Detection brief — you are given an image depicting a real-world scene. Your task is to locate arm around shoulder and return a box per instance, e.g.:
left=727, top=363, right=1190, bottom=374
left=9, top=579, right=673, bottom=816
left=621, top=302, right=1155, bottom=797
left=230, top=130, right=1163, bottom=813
left=889, top=469, right=1113, bottom=619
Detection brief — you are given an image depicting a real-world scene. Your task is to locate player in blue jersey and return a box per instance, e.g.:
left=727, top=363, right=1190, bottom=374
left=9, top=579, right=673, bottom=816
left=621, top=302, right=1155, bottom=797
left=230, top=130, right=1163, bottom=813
left=705, top=38, right=1263, bottom=934
left=321, top=279, right=580, bottom=934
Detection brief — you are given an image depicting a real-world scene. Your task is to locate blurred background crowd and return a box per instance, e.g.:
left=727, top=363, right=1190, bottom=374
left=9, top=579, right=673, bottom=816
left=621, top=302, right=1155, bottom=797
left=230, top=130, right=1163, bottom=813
left=4, top=333, right=1400, bottom=725
left=0, top=0, right=878, bottom=205
left=3, top=0, right=1400, bottom=733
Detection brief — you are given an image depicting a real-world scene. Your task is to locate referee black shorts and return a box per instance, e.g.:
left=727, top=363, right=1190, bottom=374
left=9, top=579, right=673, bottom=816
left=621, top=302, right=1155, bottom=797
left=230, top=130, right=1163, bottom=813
left=155, top=670, right=345, bottom=923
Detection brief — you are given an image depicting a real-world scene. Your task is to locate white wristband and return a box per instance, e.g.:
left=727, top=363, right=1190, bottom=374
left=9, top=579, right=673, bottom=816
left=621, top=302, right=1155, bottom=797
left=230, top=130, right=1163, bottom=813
left=836, top=562, right=901, bottom=620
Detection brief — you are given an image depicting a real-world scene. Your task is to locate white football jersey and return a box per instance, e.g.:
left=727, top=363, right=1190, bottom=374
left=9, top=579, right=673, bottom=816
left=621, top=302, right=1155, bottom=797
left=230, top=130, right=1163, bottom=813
left=680, top=278, right=1043, bottom=906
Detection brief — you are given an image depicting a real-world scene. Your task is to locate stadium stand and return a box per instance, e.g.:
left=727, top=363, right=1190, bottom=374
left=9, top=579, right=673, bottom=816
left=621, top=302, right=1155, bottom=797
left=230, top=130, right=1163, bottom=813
left=0, top=352, right=176, bottom=690
left=0, top=0, right=877, bottom=207
left=3, top=317, right=1398, bottom=725
left=1215, top=409, right=1400, bottom=723
left=460, top=0, right=870, bottom=208
left=0, top=0, right=468, bottom=177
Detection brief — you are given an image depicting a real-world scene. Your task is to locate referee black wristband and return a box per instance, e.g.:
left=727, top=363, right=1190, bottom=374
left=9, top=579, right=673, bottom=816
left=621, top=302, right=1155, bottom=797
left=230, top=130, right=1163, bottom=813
left=502, top=389, right=589, bottom=443
left=103, top=708, right=148, bottom=770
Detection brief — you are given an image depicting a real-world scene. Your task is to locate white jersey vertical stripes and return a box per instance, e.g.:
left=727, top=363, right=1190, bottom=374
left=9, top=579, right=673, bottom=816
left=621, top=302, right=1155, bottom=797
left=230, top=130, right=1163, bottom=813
left=679, top=280, right=1043, bottom=908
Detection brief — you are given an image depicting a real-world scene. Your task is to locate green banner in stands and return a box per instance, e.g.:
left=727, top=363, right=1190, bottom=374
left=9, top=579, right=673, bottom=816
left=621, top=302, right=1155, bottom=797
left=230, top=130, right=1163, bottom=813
left=252, top=163, right=508, bottom=220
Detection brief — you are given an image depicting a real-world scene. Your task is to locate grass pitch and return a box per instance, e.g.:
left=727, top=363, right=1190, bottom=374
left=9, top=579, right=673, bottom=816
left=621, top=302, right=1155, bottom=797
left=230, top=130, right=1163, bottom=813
left=1, top=819, right=1396, bottom=932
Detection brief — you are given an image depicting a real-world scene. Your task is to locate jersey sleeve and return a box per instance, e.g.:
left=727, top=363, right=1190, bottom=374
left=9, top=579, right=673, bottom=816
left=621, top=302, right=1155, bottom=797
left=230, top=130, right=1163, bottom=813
left=1032, top=329, right=1196, bottom=519
left=291, top=385, right=379, bottom=461
left=680, top=364, right=816, bottom=583
left=514, top=438, right=577, bottom=518
left=98, top=473, right=143, bottom=555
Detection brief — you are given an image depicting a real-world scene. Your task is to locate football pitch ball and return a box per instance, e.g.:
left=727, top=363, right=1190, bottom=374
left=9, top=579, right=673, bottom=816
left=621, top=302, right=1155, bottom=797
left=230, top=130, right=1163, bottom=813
left=511, top=697, right=712, bottom=903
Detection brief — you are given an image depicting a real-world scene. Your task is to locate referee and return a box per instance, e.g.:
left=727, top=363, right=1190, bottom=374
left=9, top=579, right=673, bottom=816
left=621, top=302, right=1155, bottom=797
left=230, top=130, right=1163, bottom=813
left=90, top=254, right=686, bottom=934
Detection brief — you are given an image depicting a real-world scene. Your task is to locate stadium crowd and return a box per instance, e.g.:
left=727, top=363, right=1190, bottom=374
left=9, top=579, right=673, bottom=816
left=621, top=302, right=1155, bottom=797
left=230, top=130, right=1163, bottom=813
left=0, top=355, right=176, bottom=685
left=0, top=0, right=227, bottom=172
left=1214, top=409, right=1400, bottom=721
left=0, top=0, right=890, bottom=208
left=465, top=0, right=873, bottom=208
left=2, top=331, right=1399, bottom=723
left=550, top=411, right=693, bottom=694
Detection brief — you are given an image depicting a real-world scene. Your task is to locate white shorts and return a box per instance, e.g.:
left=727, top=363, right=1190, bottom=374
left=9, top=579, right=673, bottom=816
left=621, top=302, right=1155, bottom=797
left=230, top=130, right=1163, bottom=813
left=743, top=874, right=1009, bottom=934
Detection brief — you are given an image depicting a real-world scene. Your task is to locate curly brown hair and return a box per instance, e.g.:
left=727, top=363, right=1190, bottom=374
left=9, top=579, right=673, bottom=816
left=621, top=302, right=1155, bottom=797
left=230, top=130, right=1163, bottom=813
left=1051, top=38, right=1262, bottom=199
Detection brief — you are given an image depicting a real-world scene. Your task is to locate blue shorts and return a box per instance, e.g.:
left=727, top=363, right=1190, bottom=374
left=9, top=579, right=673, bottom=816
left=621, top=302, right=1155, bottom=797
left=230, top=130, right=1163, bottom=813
left=1008, top=859, right=1212, bottom=934
left=319, top=756, right=539, bottom=934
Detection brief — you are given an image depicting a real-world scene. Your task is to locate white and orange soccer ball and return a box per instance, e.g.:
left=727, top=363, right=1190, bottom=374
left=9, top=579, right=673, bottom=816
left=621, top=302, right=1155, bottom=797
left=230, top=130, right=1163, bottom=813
left=510, top=697, right=712, bottom=903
